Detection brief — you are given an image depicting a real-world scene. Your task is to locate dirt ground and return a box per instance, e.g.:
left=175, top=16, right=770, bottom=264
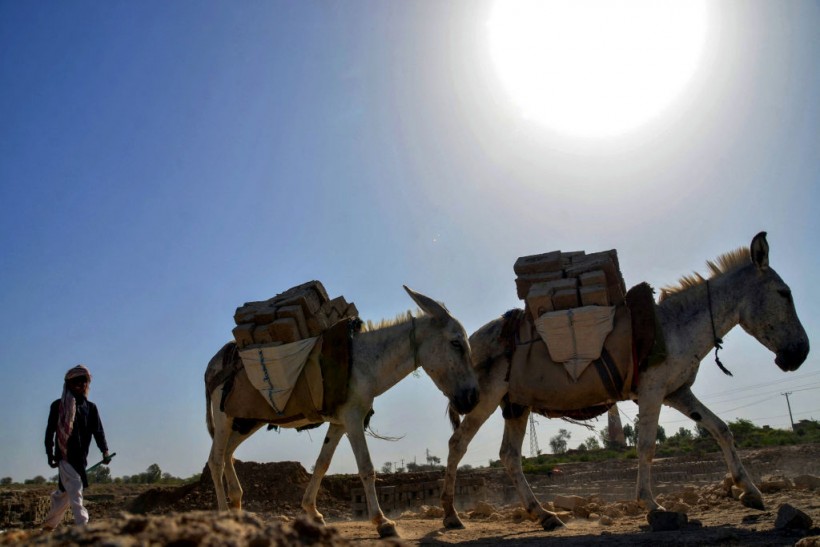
left=2, top=445, right=819, bottom=546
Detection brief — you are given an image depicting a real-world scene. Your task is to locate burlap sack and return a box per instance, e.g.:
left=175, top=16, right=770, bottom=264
left=508, top=305, right=634, bottom=412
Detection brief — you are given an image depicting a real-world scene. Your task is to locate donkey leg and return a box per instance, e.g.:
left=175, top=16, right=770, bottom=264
left=499, top=409, right=564, bottom=531
left=223, top=423, right=264, bottom=511
left=301, top=423, right=344, bottom=525
left=442, top=395, right=503, bottom=529
left=635, top=395, right=664, bottom=511
left=665, top=387, right=764, bottom=509
left=345, top=420, right=397, bottom=538
left=207, top=406, right=233, bottom=511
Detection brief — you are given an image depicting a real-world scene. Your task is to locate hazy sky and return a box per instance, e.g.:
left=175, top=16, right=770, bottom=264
left=1, top=1, right=818, bottom=483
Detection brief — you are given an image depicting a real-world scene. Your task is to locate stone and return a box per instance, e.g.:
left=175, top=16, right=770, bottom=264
left=794, top=475, right=820, bottom=490
left=553, top=494, right=586, bottom=511
left=774, top=503, right=813, bottom=531
left=646, top=510, right=688, bottom=532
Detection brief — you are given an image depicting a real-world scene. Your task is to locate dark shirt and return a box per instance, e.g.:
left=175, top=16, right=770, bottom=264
left=45, top=396, right=108, bottom=488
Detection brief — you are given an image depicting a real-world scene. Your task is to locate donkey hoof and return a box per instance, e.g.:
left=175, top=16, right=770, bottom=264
left=443, top=514, right=465, bottom=529
left=377, top=520, right=399, bottom=538
left=740, top=493, right=765, bottom=510
left=540, top=514, right=565, bottom=531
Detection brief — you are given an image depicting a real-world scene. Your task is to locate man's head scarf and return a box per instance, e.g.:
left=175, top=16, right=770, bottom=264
left=57, top=365, right=92, bottom=458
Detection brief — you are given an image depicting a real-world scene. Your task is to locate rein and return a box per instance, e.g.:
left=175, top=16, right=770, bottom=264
left=706, top=279, right=733, bottom=376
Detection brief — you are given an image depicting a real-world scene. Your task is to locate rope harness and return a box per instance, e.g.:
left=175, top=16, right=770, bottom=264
left=410, top=316, right=420, bottom=369
left=706, top=279, right=733, bottom=376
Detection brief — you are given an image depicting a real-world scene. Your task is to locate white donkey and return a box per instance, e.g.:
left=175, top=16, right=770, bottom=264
left=205, top=286, right=479, bottom=538
left=441, top=232, right=809, bottom=530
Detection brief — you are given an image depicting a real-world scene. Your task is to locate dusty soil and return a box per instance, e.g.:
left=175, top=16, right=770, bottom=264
left=2, top=445, right=819, bottom=546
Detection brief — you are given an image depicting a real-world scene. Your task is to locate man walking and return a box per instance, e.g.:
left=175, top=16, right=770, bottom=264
left=43, top=365, right=111, bottom=529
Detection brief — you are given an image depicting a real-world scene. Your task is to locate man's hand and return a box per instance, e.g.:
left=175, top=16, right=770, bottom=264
left=47, top=455, right=58, bottom=469
left=102, top=452, right=112, bottom=465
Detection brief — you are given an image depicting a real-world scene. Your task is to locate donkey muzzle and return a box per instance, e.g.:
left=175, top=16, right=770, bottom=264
left=775, top=340, right=809, bottom=371
left=452, top=387, right=479, bottom=415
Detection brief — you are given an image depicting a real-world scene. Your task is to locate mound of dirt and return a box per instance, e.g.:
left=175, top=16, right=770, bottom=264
left=130, top=460, right=357, bottom=518
left=0, top=512, right=404, bottom=546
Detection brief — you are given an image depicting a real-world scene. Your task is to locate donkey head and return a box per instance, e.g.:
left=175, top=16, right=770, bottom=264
left=403, top=286, right=479, bottom=414
left=738, top=232, right=809, bottom=371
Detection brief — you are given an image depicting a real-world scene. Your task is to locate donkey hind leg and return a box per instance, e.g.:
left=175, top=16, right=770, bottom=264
left=301, top=423, right=344, bottom=525
left=665, top=386, right=764, bottom=510
left=499, top=408, right=564, bottom=531
left=207, top=402, right=234, bottom=511
left=345, top=415, right=398, bottom=538
left=635, top=393, right=665, bottom=511
left=442, top=392, right=504, bottom=529
left=222, top=422, right=264, bottom=511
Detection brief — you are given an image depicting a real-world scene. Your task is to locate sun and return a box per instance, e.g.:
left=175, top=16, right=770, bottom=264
left=487, top=0, right=709, bottom=138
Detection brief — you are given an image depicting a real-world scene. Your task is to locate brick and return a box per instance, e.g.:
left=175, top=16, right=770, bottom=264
left=579, top=270, right=607, bottom=286
left=253, top=325, right=274, bottom=344
left=306, top=315, right=329, bottom=337
left=515, top=271, right=564, bottom=299
left=232, top=323, right=256, bottom=349
left=514, top=251, right=562, bottom=275
left=552, top=288, right=579, bottom=310
left=276, top=305, right=308, bottom=338
left=267, top=318, right=300, bottom=344
left=580, top=285, right=610, bottom=306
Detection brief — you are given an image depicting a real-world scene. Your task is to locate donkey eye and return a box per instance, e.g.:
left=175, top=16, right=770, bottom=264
left=450, top=340, right=464, bottom=353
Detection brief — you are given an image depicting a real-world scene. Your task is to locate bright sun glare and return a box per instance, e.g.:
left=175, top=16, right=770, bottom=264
left=488, top=0, right=708, bottom=138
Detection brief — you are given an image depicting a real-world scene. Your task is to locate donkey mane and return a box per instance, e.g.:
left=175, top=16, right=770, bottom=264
left=659, top=247, right=751, bottom=301
left=361, top=310, right=417, bottom=332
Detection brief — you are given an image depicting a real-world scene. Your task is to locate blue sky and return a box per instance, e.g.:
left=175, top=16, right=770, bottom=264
left=1, top=1, right=818, bottom=482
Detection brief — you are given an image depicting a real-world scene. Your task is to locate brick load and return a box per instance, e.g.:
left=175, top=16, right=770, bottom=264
left=514, top=249, right=626, bottom=321
left=232, top=280, right=357, bottom=348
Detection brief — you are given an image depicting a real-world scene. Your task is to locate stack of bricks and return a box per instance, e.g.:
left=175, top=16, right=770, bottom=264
left=232, top=280, right=358, bottom=349
left=514, top=249, right=627, bottom=321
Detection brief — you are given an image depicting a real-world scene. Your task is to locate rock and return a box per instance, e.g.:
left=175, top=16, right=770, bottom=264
left=418, top=505, right=444, bottom=519
left=759, top=475, right=793, bottom=493
left=795, top=536, right=820, bottom=547
left=599, top=515, right=613, bottom=526
left=646, top=510, right=688, bottom=532
left=774, top=503, right=813, bottom=531
left=794, top=475, right=820, bottom=490
left=553, top=494, right=586, bottom=511
left=469, top=501, right=497, bottom=517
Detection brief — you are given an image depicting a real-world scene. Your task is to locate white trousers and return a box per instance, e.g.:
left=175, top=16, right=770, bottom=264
left=43, top=460, right=88, bottom=528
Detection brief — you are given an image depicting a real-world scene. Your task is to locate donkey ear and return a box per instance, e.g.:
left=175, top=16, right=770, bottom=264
left=750, top=231, right=769, bottom=270
left=403, top=285, right=451, bottom=322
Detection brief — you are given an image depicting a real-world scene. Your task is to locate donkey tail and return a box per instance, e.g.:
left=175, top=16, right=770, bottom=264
left=205, top=387, right=215, bottom=439
left=447, top=403, right=461, bottom=431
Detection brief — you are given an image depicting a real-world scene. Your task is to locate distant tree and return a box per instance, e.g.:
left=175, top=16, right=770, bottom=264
left=25, top=475, right=47, bottom=485
left=675, top=427, right=693, bottom=440
left=656, top=425, right=667, bottom=444
left=381, top=462, right=393, bottom=474
left=549, top=429, right=571, bottom=454
left=1, top=477, right=12, bottom=485
left=406, top=461, right=420, bottom=472
left=425, top=449, right=441, bottom=467
left=88, top=465, right=112, bottom=484
left=622, top=423, right=636, bottom=446
left=583, top=436, right=601, bottom=451
left=143, top=464, right=162, bottom=484
left=695, top=424, right=710, bottom=439
left=458, top=464, right=473, bottom=472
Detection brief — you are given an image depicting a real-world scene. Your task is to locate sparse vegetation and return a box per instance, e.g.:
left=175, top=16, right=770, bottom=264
left=487, top=418, right=820, bottom=474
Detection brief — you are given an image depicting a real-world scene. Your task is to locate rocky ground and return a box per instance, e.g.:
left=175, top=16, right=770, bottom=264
left=1, top=445, right=818, bottom=545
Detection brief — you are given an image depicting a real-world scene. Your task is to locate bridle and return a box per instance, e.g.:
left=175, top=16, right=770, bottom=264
left=706, top=279, right=733, bottom=376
